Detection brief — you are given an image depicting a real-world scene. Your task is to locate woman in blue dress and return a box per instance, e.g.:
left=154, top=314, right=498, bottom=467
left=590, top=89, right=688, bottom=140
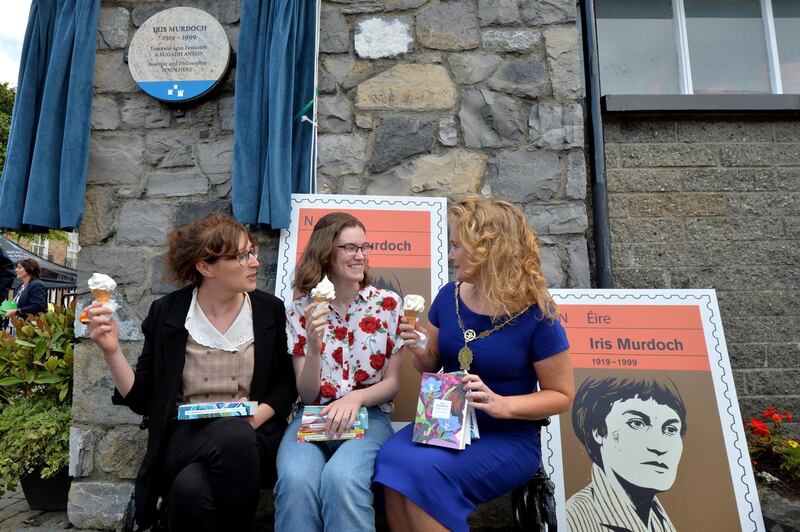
left=374, top=196, right=575, bottom=532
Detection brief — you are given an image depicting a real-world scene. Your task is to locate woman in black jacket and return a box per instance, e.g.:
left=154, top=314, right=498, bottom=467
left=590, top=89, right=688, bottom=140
left=6, top=258, right=47, bottom=318
left=85, top=213, right=297, bottom=531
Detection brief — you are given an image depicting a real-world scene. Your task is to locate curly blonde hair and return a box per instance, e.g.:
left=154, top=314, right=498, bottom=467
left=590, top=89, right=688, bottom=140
left=449, top=196, right=557, bottom=319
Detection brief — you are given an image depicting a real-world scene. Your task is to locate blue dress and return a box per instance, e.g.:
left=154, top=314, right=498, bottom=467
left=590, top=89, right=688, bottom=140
left=373, top=282, right=569, bottom=531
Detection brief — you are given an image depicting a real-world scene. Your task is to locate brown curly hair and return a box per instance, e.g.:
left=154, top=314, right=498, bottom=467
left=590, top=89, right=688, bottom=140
left=293, top=212, right=371, bottom=295
left=165, top=213, right=256, bottom=287
left=449, top=196, right=557, bottom=319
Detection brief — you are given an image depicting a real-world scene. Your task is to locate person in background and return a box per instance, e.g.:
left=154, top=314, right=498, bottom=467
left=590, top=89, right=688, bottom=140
left=85, top=213, right=296, bottom=531
left=375, top=196, right=575, bottom=532
left=275, top=212, right=405, bottom=532
left=6, top=258, right=47, bottom=318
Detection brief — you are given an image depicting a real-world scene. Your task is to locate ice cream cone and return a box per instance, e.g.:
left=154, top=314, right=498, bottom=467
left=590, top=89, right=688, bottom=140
left=404, top=310, right=418, bottom=327
left=314, top=296, right=329, bottom=304
left=79, top=311, right=90, bottom=324
left=92, top=289, right=112, bottom=304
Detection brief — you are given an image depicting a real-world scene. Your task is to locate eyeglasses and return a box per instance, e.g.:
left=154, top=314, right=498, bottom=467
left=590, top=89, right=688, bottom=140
left=226, top=246, right=259, bottom=267
left=337, top=243, right=373, bottom=256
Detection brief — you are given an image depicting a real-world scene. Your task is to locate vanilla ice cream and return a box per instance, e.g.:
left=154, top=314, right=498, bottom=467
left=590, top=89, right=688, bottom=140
left=311, top=275, right=336, bottom=302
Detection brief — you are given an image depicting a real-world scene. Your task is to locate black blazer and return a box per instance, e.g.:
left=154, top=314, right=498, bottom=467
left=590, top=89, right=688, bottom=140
left=15, top=279, right=47, bottom=316
left=112, top=285, right=297, bottom=528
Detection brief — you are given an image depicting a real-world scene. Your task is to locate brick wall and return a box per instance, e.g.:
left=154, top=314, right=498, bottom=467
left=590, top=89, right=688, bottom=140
left=604, top=114, right=800, bottom=424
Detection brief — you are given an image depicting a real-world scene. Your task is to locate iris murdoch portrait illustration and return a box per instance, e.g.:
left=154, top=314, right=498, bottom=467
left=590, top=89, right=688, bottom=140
left=566, top=376, right=686, bottom=532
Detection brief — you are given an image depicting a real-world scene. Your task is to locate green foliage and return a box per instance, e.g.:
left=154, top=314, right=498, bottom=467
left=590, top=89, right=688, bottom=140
left=746, top=406, right=800, bottom=482
left=1, top=229, right=71, bottom=245
left=0, top=82, right=14, bottom=177
left=0, top=302, right=76, bottom=403
left=0, top=396, right=71, bottom=495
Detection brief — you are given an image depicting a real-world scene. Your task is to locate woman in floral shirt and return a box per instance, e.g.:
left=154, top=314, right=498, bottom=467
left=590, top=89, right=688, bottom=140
left=275, top=212, right=404, bottom=532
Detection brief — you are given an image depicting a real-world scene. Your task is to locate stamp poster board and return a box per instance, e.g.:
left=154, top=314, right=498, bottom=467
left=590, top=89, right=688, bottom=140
left=547, top=289, right=763, bottom=531
left=275, top=194, right=449, bottom=422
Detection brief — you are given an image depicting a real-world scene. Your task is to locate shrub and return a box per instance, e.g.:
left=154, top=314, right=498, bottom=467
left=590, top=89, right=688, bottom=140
left=0, top=303, right=75, bottom=403
left=0, top=396, right=71, bottom=495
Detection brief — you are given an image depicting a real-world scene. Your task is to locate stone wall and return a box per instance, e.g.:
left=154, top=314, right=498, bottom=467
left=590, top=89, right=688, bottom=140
left=604, top=113, right=800, bottom=426
left=70, top=0, right=589, bottom=527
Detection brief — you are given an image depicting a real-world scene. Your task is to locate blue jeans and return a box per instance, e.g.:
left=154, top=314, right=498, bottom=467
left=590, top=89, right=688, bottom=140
left=274, top=406, right=394, bottom=532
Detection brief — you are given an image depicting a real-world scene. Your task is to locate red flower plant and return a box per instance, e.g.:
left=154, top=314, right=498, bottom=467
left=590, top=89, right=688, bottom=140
left=348, top=331, right=355, bottom=346
left=299, top=315, right=307, bottom=329
left=750, top=418, right=771, bottom=437
left=359, top=316, right=382, bottom=334
left=354, top=369, right=370, bottom=383
left=381, top=297, right=397, bottom=311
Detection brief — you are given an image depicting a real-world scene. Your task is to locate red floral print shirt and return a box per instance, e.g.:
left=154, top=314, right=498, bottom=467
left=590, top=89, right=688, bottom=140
left=286, top=285, right=404, bottom=412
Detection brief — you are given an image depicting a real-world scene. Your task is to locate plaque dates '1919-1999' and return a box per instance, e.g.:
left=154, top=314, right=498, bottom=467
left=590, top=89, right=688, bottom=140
left=128, top=7, right=230, bottom=103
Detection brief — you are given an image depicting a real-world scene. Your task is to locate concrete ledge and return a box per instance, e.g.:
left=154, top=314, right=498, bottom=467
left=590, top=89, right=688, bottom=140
left=603, top=94, right=800, bottom=113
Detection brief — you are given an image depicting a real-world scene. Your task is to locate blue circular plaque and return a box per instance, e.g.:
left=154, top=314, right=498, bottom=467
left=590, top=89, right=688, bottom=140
left=128, top=7, right=231, bottom=103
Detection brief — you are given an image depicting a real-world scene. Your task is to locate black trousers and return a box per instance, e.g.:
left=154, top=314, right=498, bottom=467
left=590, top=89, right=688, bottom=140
left=162, top=417, right=278, bottom=532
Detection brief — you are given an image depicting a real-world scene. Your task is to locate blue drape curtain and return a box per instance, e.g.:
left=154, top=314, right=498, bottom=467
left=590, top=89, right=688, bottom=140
left=0, top=0, right=99, bottom=230
left=233, top=0, right=317, bottom=229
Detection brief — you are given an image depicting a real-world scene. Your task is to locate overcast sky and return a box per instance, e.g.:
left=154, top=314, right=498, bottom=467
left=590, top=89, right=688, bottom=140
left=0, top=1, right=32, bottom=86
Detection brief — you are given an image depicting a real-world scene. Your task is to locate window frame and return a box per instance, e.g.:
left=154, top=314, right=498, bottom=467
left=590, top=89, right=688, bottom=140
left=66, top=232, right=79, bottom=270
left=29, top=235, right=48, bottom=259
left=598, top=0, right=787, bottom=95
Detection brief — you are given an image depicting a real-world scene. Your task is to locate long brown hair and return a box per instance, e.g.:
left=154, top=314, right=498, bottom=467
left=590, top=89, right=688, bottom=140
left=165, top=213, right=256, bottom=286
left=450, top=196, right=557, bottom=319
left=293, top=212, right=371, bottom=295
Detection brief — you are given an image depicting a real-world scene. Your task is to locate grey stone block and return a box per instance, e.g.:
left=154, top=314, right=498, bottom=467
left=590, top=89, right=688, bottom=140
left=487, top=57, right=548, bottom=99
left=603, top=119, right=678, bottom=143
left=198, top=138, right=234, bottom=181
left=340, top=2, right=383, bottom=15
left=720, top=143, right=800, bottom=167
left=144, top=130, right=195, bottom=168
left=726, top=192, right=798, bottom=217
left=87, top=133, right=144, bottom=185
left=439, top=116, right=458, bottom=147
left=486, top=150, right=561, bottom=201
left=526, top=203, right=589, bottom=235
left=120, top=94, right=171, bottom=129
left=625, top=193, right=727, bottom=218
left=416, top=1, right=480, bottom=51
left=606, top=168, right=684, bottom=193
left=91, top=95, right=120, bottom=130
left=540, top=246, right=565, bottom=288
left=566, top=151, right=587, bottom=199
left=682, top=167, right=780, bottom=192
left=317, top=94, right=353, bottom=134
left=677, top=120, right=774, bottom=143
left=619, top=144, right=716, bottom=167
left=80, top=187, right=116, bottom=246
left=150, top=253, right=185, bottom=295
left=72, top=342, right=144, bottom=425
left=147, top=170, right=210, bottom=197
left=478, top=0, right=521, bottom=26
left=317, top=134, right=368, bottom=177
left=371, top=117, right=435, bottom=173
left=68, top=481, right=134, bottom=530
left=320, top=6, right=349, bottom=54
left=746, top=369, right=800, bottom=395
left=543, top=26, right=580, bottom=101
left=219, top=96, right=235, bottom=130
left=529, top=102, right=583, bottom=149
left=175, top=199, right=233, bottom=228
left=459, top=89, right=525, bottom=149
left=94, top=51, right=137, bottom=93
left=684, top=217, right=784, bottom=241
left=174, top=100, right=218, bottom=128
left=520, top=0, right=577, bottom=25
left=78, top=245, right=148, bottom=287
left=447, top=52, right=502, bottom=85
left=567, top=239, right=590, bottom=288
left=355, top=113, right=373, bottom=130
left=767, top=342, right=800, bottom=368
left=355, top=17, right=413, bottom=59
left=482, top=30, right=541, bottom=53
left=97, top=426, right=147, bottom=480
left=117, top=201, right=173, bottom=246
left=726, top=343, right=768, bottom=369
left=323, top=56, right=380, bottom=91
left=384, top=0, right=429, bottom=10
left=610, top=217, right=687, bottom=244
left=69, top=426, right=96, bottom=478
left=97, top=7, right=129, bottom=50
left=317, top=68, right=338, bottom=95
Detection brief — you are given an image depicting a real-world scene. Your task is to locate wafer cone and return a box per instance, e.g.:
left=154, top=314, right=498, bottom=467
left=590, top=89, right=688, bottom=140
left=404, top=310, right=418, bottom=327
left=314, top=296, right=329, bottom=304
left=92, top=289, right=112, bottom=304
left=79, top=311, right=90, bottom=324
